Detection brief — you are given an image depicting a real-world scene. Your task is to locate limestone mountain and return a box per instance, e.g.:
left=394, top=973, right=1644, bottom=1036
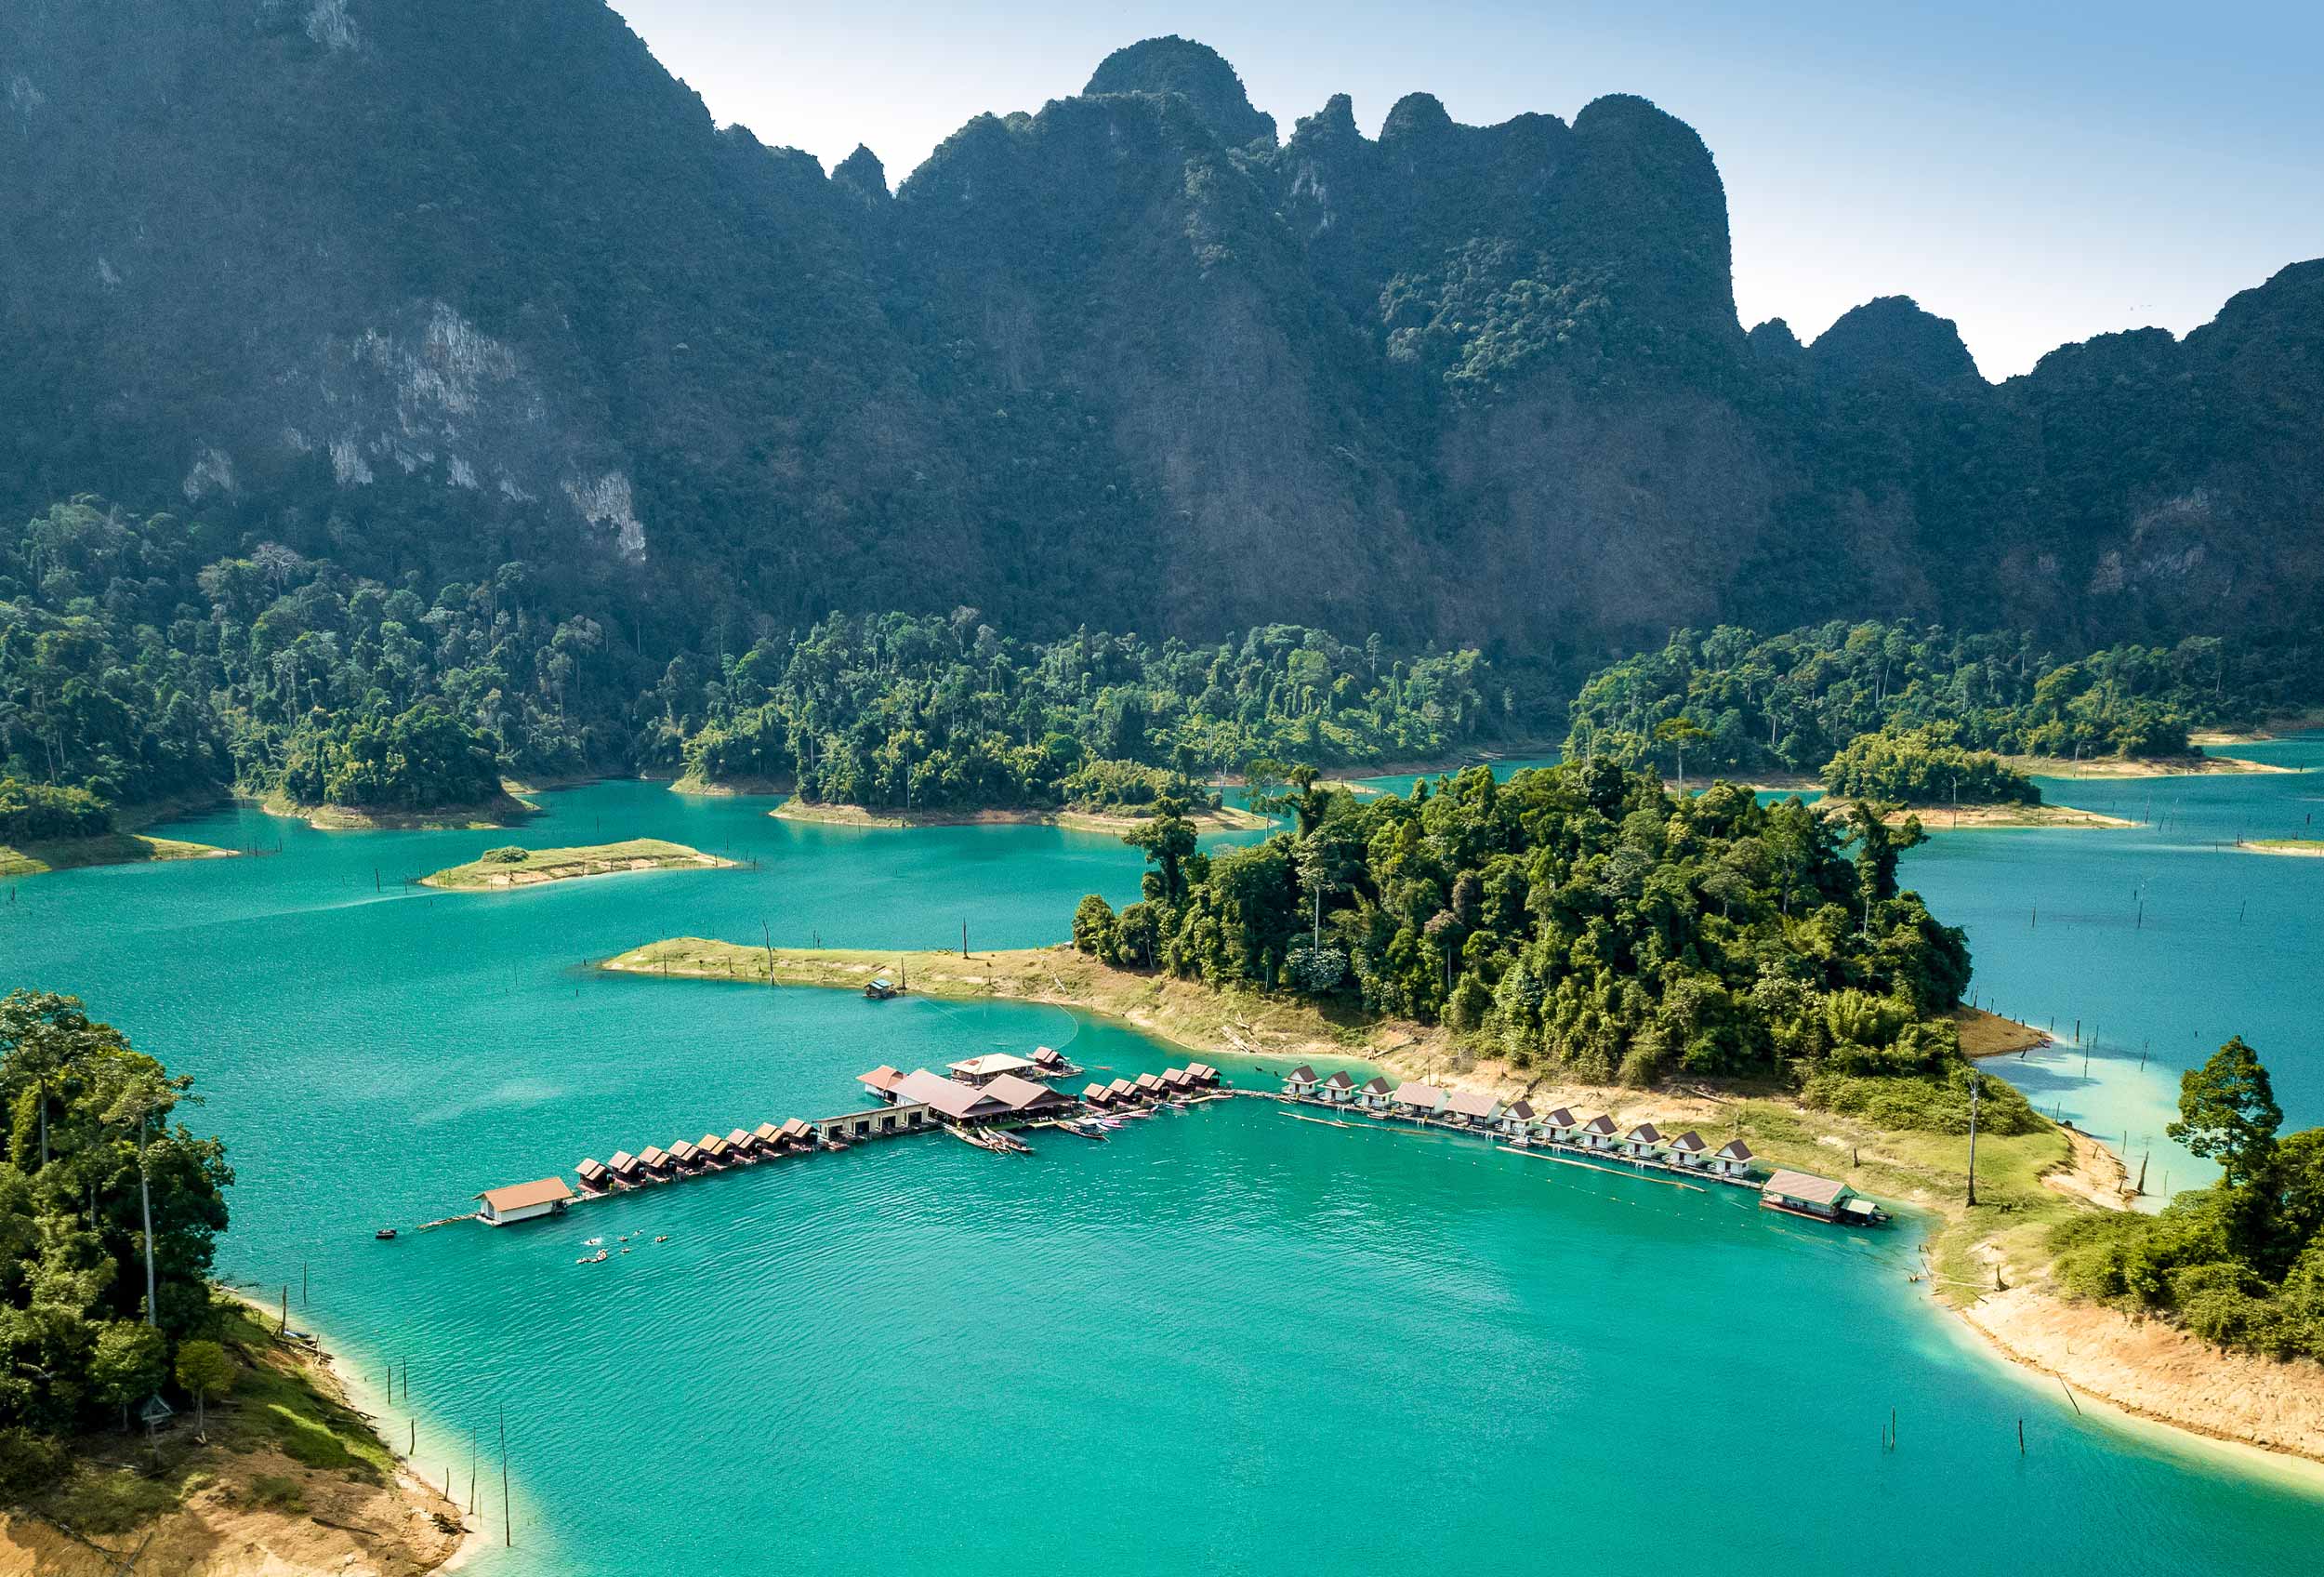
left=4, top=4, right=2319, bottom=665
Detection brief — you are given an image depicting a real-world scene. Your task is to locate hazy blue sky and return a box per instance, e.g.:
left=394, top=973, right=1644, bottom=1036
left=610, top=0, right=2322, bottom=378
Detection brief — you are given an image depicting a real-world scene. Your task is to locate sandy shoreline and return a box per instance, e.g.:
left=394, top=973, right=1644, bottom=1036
left=0, top=1297, right=475, bottom=1576
left=770, top=799, right=1272, bottom=833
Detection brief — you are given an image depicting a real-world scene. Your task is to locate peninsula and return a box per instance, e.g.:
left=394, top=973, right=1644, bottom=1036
left=422, top=838, right=734, bottom=889
left=604, top=934, right=2324, bottom=1469
left=771, top=799, right=1271, bottom=833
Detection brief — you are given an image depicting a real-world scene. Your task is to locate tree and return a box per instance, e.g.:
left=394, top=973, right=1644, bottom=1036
left=2169, top=1037, right=2282, bottom=1189
left=1122, top=797, right=1197, bottom=904
left=88, top=1320, right=165, bottom=1432
left=1655, top=716, right=1711, bottom=793
left=1071, top=894, right=1118, bottom=960
left=174, top=1338, right=232, bottom=1440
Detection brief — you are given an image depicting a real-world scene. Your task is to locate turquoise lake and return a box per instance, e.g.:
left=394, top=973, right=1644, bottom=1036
left=4, top=759, right=2321, bottom=1572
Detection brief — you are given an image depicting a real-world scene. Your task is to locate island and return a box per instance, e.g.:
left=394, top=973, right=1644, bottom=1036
left=421, top=838, right=735, bottom=889
left=2241, top=839, right=2324, bottom=858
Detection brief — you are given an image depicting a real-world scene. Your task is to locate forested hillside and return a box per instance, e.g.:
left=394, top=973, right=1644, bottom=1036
left=0, top=498, right=1512, bottom=820
left=1562, top=621, right=2314, bottom=779
left=4, top=7, right=2321, bottom=668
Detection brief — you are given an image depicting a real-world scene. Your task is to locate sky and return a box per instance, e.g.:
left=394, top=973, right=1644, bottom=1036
left=609, top=0, right=2324, bottom=379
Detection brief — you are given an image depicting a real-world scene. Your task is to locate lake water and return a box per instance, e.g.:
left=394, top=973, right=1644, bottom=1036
left=4, top=766, right=2320, bottom=1572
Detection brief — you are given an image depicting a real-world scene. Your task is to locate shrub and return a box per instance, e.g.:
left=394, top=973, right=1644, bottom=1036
left=483, top=846, right=530, bottom=864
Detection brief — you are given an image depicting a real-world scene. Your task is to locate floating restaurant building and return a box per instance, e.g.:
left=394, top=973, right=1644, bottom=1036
left=948, top=1052, right=1037, bottom=1085
left=1392, top=1081, right=1447, bottom=1118
left=1760, top=1168, right=1886, bottom=1224
left=476, top=1176, right=575, bottom=1226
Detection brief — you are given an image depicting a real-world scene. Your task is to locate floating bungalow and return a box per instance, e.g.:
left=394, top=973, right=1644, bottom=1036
left=1105, top=1078, right=1139, bottom=1105
left=1282, top=1065, right=1321, bottom=1098
left=1577, top=1115, right=1618, bottom=1151
left=1133, top=1072, right=1167, bottom=1100
left=1320, top=1070, right=1357, bottom=1104
left=1083, top=1082, right=1116, bottom=1108
left=608, top=1149, right=643, bottom=1186
left=1495, top=1100, right=1537, bottom=1138
left=751, top=1122, right=783, bottom=1153
left=574, top=1158, right=611, bottom=1195
left=1619, top=1122, right=1663, bottom=1160
left=1710, top=1139, right=1754, bottom=1178
left=1160, top=1067, right=1194, bottom=1095
left=1392, top=1081, right=1447, bottom=1119
left=667, top=1138, right=703, bottom=1173
left=698, top=1133, right=731, bottom=1167
left=1031, top=1045, right=1083, bottom=1077
left=949, top=1053, right=1037, bottom=1086
left=865, top=976, right=900, bottom=1000
left=1538, top=1107, right=1579, bottom=1144
left=1761, top=1168, right=1887, bottom=1226
left=475, top=1176, right=575, bottom=1226
left=822, top=1102, right=933, bottom=1142
left=776, top=1120, right=817, bottom=1151
left=1186, top=1063, right=1220, bottom=1087
left=1445, top=1089, right=1501, bottom=1128
left=1357, top=1076, right=1392, bottom=1111
left=638, top=1145, right=674, bottom=1179
left=726, top=1128, right=757, bottom=1160
left=983, top=1073, right=1077, bottom=1120
left=861, top=1066, right=907, bottom=1102
left=1664, top=1131, right=1709, bottom=1167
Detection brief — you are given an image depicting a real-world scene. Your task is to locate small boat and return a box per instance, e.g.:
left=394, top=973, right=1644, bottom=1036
left=374, top=1227, right=398, bottom=1240
left=583, top=1237, right=603, bottom=1246
left=654, top=1234, right=669, bottom=1243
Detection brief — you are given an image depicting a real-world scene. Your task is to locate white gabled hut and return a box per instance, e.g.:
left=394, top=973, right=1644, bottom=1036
left=1282, top=1065, right=1321, bottom=1098
left=1619, top=1122, right=1663, bottom=1159
left=1321, top=1070, right=1357, bottom=1104
left=1711, top=1138, right=1755, bottom=1177
left=1495, top=1099, right=1537, bottom=1137
left=1664, top=1131, right=1709, bottom=1167
left=1356, top=1076, right=1393, bottom=1111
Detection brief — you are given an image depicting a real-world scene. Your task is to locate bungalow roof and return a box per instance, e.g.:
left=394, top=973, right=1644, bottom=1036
left=1286, top=1064, right=1318, bottom=1082
left=668, top=1140, right=699, bottom=1162
left=776, top=1119, right=813, bottom=1140
left=752, top=1122, right=781, bottom=1142
left=1324, top=1070, right=1355, bottom=1090
left=1360, top=1076, right=1392, bottom=1094
left=575, top=1158, right=608, bottom=1179
left=639, top=1146, right=669, bottom=1166
left=948, top=1052, right=1036, bottom=1080
left=1668, top=1131, right=1707, bottom=1153
left=477, top=1177, right=574, bottom=1212
left=1579, top=1115, right=1618, bottom=1135
left=1540, top=1107, right=1577, bottom=1127
left=1083, top=1084, right=1111, bottom=1103
left=1626, top=1123, right=1662, bottom=1145
left=1446, top=1089, right=1500, bottom=1119
left=1106, top=1079, right=1137, bottom=1098
left=1763, top=1169, right=1849, bottom=1205
left=1504, top=1100, right=1536, bottom=1120
left=1134, top=1073, right=1164, bottom=1091
left=1394, top=1082, right=1446, bottom=1107
left=860, top=1066, right=905, bottom=1092
left=609, top=1150, right=640, bottom=1172
left=725, top=1129, right=752, bottom=1148
left=1716, top=1139, right=1754, bottom=1161
left=984, top=1073, right=1074, bottom=1113
left=894, top=1068, right=1008, bottom=1120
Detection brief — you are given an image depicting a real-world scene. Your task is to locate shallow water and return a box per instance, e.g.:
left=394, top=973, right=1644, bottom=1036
left=4, top=774, right=2320, bottom=1572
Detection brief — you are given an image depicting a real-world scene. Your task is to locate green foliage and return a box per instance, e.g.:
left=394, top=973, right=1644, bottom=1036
left=247, top=1472, right=305, bottom=1512
left=688, top=613, right=1504, bottom=813
left=1565, top=622, right=2293, bottom=778
left=1820, top=727, right=2039, bottom=806
left=278, top=703, right=501, bottom=813
left=0, top=777, right=113, bottom=844
left=2051, top=1040, right=2324, bottom=1360
left=482, top=846, right=531, bottom=866
left=0, top=990, right=232, bottom=1445
left=1088, top=760, right=1976, bottom=1085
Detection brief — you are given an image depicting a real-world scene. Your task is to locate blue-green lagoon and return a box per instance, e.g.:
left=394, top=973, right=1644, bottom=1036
left=6, top=772, right=2321, bottom=1573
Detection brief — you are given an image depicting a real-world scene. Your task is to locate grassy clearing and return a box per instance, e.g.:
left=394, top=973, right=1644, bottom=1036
left=20, top=1300, right=396, bottom=1537
left=0, top=829, right=235, bottom=879
left=422, top=837, right=733, bottom=889
left=2244, top=839, right=2324, bottom=857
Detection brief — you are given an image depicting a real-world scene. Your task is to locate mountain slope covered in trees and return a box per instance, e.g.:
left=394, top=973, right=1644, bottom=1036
left=5, top=8, right=2322, bottom=670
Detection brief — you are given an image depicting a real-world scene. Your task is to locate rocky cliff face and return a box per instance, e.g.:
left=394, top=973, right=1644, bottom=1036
left=4, top=7, right=2318, bottom=656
